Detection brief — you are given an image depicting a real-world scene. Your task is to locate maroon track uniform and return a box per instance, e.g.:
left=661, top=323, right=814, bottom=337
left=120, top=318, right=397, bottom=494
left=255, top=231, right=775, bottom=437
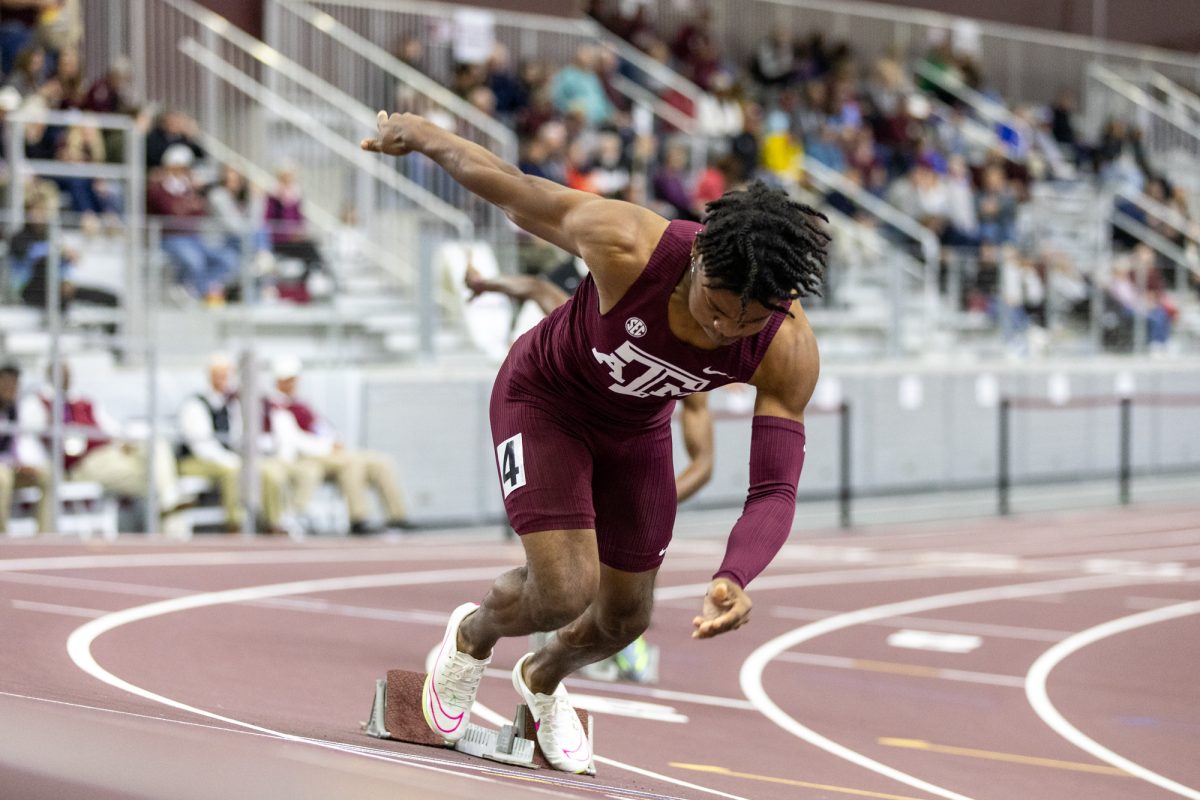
left=491, top=220, right=799, bottom=572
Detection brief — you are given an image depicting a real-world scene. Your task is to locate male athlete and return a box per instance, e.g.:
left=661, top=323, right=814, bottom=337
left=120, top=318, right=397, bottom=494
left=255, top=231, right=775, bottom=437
left=363, top=111, right=825, bottom=773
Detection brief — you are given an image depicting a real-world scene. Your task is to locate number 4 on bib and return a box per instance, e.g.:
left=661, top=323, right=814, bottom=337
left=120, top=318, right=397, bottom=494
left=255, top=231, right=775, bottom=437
left=496, top=433, right=527, bottom=497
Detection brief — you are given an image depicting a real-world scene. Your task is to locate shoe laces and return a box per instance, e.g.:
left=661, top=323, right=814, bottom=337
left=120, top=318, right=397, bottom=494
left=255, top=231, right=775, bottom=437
left=440, top=653, right=484, bottom=706
left=534, top=693, right=580, bottom=737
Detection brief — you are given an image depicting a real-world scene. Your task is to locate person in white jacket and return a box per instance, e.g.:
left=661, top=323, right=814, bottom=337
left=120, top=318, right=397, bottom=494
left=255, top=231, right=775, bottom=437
left=265, top=356, right=410, bottom=534
left=177, top=354, right=291, bottom=533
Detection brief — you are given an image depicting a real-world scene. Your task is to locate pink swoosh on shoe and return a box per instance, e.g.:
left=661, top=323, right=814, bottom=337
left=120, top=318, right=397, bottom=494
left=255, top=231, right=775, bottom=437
left=561, top=728, right=590, bottom=760
left=428, top=638, right=464, bottom=732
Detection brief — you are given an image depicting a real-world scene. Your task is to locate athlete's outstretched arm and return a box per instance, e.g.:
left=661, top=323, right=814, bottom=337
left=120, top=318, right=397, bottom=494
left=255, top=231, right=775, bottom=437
left=675, top=393, right=713, bottom=503
left=693, top=308, right=818, bottom=639
left=361, top=112, right=664, bottom=291
left=464, top=264, right=570, bottom=317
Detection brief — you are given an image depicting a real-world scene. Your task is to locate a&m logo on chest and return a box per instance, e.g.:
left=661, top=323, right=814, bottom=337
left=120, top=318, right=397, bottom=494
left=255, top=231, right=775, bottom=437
left=591, top=341, right=710, bottom=398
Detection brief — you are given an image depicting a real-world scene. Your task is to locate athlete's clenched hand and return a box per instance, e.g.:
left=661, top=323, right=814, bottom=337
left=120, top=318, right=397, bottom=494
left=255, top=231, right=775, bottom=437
left=360, top=111, right=426, bottom=157
left=692, top=578, right=751, bottom=639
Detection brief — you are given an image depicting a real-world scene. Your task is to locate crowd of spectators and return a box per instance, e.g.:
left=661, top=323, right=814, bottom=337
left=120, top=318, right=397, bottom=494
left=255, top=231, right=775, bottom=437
left=385, top=0, right=1197, bottom=354
left=0, top=3, right=331, bottom=310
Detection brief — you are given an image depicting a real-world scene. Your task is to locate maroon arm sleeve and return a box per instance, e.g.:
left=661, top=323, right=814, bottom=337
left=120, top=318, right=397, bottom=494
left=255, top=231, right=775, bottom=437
left=713, top=417, right=806, bottom=588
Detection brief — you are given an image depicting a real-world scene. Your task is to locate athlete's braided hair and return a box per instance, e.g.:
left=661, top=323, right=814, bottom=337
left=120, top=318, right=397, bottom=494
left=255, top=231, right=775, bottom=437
left=695, top=181, right=830, bottom=313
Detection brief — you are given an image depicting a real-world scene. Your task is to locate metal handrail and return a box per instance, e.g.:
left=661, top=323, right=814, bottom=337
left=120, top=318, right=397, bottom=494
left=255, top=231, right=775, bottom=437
left=1114, top=186, right=1200, bottom=245
left=802, top=157, right=940, bottom=264
left=913, top=60, right=1019, bottom=130
left=1147, top=71, right=1200, bottom=120
left=153, top=0, right=470, bottom=232
left=179, top=38, right=472, bottom=235
left=277, top=0, right=517, bottom=156
left=1111, top=210, right=1198, bottom=279
left=296, top=0, right=694, bottom=144
left=1089, top=63, right=1200, bottom=135
left=607, top=73, right=697, bottom=135
left=732, top=0, right=1200, bottom=74
left=581, top=17, right=709, bottom=109
left=192, top=130, right=405, bottom=283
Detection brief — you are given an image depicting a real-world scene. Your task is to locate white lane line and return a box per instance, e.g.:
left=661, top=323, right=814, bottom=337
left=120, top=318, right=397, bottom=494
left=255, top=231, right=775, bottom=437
left=653, top=564, right=991, bottom=602
left=482, top=668, right=757, bottom=711
left=775, top=653, right=1026, bottom=689
left=10, top=599, right=106, bottom=618
left=1, top=689, right=672, bottom=800
left=740, top=571, right=1199, bottom=800
left=1025, top=600, right=1200, bottom=800
left=0, top=547, right=517, bottom=572
left=1, top=572, right=452, bottom=626
left=65, top=566, right=745, bottom=800
left=886, top=630, right=981, bottom=654
left=770, top=605, right=1072, bottom=642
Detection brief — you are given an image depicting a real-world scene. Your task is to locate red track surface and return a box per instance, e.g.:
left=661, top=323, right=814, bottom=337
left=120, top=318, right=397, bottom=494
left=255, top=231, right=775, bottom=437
left=2, top=504, right=1199, bottom=800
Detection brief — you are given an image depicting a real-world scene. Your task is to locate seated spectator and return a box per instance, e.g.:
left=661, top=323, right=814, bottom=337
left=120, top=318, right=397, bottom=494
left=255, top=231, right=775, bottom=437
left=207, top=164, right=270, bottom=261
left=177, top=354, right=292, bottom=534
left=484, top=44, right=526, bottom=120
left=0, top=0, right=41, bottom=75
left=804, top=123, right=847, bottom=172
left=759, top=109, right=804, bottom=187
left=146, top=144, right=238, bottom=302
left=45, top=42, right=80, bottom=107
left=696, top=70, right=744, bottom=138
left=18, top=362, right=184, bottom=520
left=652, top=140, right=700, bottom=221
left=976, top=164, right=1018, bottom=245
left=889, top=161, right=951, bottom=238
left=81, top=55, right=134, bottom=115
left=55, top=121, right=120, bottom=227
left=145, top=108, right=205, bottom=169
left=264, top=357, right=410, bottom=534
left=3, top=42, right=45, bottom=96
left=31, top=0, right=80, bottom=68
left=550, top=44, right=612, bottom=126
left=0, top=363, right=49, bottom=534
left=265, top=163, right=328, bottom=302
left=752, top=30, right=796, bottom=88
left=588, top=130, right=632, bottom=200
left=943, top=154, right=979, bottom=247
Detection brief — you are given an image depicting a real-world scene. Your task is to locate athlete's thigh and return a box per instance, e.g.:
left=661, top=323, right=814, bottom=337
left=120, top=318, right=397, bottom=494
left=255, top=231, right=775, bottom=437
left=490, top=378, right=595, bottom=535
left=590, top=423, right=676, bottom=572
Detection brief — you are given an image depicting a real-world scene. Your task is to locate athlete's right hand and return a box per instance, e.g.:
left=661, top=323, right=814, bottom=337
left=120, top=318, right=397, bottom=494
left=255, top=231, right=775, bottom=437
left=360, top=111, right=423, bottom=157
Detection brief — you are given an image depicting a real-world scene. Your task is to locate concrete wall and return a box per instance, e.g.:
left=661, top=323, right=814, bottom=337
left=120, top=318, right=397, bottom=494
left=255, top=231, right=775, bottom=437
left=53, top=356, right=1200, bottom=526
left=355, top=359, right=1200, bottom=524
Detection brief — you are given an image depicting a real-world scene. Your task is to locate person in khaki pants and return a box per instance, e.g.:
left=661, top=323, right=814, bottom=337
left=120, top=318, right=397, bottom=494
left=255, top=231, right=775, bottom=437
left=177, top=354, right=293, bottom=534
left=19, top=363, right=184, bottom=527
left=0, top=364, right=49, bottom=534
left=265, top=356, right=411, bottom=534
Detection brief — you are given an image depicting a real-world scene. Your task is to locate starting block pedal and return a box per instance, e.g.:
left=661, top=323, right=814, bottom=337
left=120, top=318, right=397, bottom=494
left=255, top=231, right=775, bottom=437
left=362, top=669, right=596, bottom=775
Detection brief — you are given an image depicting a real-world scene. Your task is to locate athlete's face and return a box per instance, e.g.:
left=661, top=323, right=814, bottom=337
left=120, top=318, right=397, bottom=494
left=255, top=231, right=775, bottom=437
left=687, top=254, right=777, bottom=346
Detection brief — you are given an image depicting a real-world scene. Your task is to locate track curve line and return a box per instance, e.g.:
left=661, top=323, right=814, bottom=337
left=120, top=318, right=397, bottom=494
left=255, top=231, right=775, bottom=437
left=739, top=572, right=1195, bottom=800
left=1025, top=600, right=1200, bottom=800
left=65, top=566, right=747, bottom=800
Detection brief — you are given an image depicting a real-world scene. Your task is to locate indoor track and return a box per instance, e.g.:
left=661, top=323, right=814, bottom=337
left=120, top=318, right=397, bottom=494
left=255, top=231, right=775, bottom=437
left=2, top=503, right=1198, bottom=800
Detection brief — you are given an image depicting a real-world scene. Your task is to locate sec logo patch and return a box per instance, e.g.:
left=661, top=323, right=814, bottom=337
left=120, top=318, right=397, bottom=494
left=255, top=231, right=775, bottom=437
left=625, top=317, right=647, bottom=337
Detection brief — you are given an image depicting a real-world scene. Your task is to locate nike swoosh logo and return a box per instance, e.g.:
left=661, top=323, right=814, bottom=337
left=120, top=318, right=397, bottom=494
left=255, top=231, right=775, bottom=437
left=702, top=367, right=735, bottom=379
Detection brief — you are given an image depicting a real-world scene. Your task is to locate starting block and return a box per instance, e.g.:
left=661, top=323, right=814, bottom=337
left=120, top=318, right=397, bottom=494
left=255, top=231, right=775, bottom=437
left=363, top=669, right=596, bottom=775
left=530, top=632, right=660, bottom=684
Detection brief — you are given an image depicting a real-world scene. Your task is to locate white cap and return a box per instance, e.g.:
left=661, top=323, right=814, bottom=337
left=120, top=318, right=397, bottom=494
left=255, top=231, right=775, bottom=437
left=162, top=143, right=194, bottom=168
left=272, top=355, right=302, bottom=382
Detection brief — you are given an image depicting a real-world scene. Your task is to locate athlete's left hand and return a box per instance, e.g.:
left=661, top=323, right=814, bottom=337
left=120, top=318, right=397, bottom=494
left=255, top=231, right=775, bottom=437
left=360, top=111, right=425, bottom=157
left=692, top=578, right=751, bottom=639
